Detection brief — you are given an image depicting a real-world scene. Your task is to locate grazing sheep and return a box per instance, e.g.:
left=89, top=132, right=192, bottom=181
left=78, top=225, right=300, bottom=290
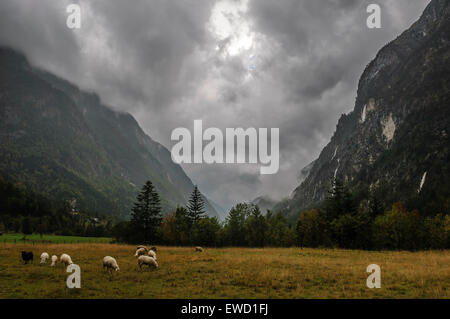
left=40, top=252, right=50, bottom=264
left=147, top=250, right=157, bottom=260
left=150, top=246, right=157, bottom=253
left=50, top=255, right=58, bottom=267
left=60, top=253, right=73, bottom=266
left=103, top=256, right=120, bottom=273
left=21, top=251, right=33, bottom=264
left=195, top=246, right=204, bottom=252
left=137, top=255, right=158, bottom=270
left=136, top=245, right=148, bottom=251
left=134, top=247, right=147, bottom=257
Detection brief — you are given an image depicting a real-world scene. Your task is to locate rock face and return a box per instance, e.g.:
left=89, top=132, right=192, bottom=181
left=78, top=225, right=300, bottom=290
left=276, top=0, right=450, bottom=221
left=0, top=47, right=218, bottom=218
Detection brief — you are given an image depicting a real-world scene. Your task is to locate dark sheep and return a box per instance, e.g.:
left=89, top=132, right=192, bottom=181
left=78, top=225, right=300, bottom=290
left=21, top=251, right=33, bottom=264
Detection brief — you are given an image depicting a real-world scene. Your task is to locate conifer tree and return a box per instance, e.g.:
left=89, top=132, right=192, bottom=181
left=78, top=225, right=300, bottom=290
left=130, top=180, right=162, bottom=243
left=324, top=179, right=355, bottom=221
left=187, top=186, right=206, bottom=224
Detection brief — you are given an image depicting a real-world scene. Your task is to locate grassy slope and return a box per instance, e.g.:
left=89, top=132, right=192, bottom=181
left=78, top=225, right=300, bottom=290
left=0, top=244, right=448, bottom=299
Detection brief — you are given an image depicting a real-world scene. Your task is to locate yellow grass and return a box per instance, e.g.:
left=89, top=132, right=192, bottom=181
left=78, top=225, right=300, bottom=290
left=0, top=244, right=448, bottom=298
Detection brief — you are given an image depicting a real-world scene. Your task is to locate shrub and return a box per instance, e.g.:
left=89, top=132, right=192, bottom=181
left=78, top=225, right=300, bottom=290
left=372, top=202, right=424, bottom=250
left=296, top=209, right=330, bottom=247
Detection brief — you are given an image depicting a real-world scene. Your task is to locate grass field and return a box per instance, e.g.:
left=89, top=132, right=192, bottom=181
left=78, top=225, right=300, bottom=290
left=0, top=243, right=448, bottom=298
left=0, top=233, right=112, bottom=244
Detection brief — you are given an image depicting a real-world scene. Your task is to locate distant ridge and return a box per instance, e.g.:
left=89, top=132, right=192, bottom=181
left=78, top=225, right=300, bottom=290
left=0, top=47, right=218, bottom=218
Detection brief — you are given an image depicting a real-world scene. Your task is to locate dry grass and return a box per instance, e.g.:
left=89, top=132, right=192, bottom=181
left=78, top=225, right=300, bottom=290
left=0, top=244, right=448, bottom=298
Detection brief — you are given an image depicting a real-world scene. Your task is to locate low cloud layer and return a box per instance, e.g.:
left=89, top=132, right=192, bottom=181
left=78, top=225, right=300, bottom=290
left=0, top=0, right=428, bottom=210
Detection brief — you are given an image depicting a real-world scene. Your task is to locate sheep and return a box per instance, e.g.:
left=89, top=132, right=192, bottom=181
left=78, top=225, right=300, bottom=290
left=137, top=255, right=158, bottom=270
left=134, top=247, right=147, bottom=257
left=50, top=255, right=58, bottom=267
left=60, top=253, right=73, bottom=266
left=40, top=252, right=50, bottom=264
left=195, top=246, right=204, bottom=252
left=150, top=246, right=157, bottom=253
left=21, top=251, right=33, bottom=264
left=136, top=245, right=148, bottom=251
left=102, top=256, right=120, bottom=273
left=147, top=250, right=157, bottom=260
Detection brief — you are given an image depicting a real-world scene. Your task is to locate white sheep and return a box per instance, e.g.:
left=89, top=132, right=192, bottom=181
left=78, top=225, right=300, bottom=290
left=134, top=247, right=147, bottom=257
left=136, top=245, right=148, bottom=251
left=40, top=252, right=50, bottom=264
left=60, top=253, right=73, bottom=266
left=147, top=250, right=157, bottom=260
left=138, top=255, right=158, bottom=270
left=195, top=246, right=204, bottom=252
left=103, top=256, right=120, bottom=273
left=50, top=255, right=58, bottom=267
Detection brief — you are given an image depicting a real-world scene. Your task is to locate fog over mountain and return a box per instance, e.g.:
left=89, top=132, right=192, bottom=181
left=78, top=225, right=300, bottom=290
left=0, top=0, right=429, bottom=210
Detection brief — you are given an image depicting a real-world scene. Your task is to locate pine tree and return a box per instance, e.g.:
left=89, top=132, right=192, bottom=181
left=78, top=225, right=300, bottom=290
left=368, top=187, right=384, bottom=218
left=244, top=205, right=267, bottom=247
left=187, top=186, right=206, bottom=224
left=130, top=181, right=162, bottom=243
left=224, top=203, right=251, bottom=246
left=324, top=179, right=355, bottom=221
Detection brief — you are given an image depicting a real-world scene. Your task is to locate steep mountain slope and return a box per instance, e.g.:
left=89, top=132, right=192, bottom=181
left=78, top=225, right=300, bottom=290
left=251, top=196, right=276, bottom=214
left=276, top=0, right=450, bottom=221
left=0, top=47, right=218, bottom=219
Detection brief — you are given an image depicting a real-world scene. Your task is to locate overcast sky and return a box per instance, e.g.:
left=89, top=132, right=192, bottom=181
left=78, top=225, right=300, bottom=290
left=0, top=0, right=429, bottom=211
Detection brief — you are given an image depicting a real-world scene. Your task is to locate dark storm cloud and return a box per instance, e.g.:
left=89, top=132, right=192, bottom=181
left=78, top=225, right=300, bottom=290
left=83, top=0, right=215, bottom=109
left=243, top=0, right=429, bottom=170
left=0, top=0, right=429, bottom=210
left=0, top=0, right=81, bottom=74
left=0, top=0, right=215, bottom=111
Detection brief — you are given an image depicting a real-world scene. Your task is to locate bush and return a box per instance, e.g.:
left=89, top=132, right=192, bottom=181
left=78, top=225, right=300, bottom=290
left=265, top=212, right=296, bottom=247
left=191, top=217, right=221, bottom=247
left=423, top=214, right=449, bottom=249
left=296, top=209, right=330, bottom=248
left=372, top=202, right=424, bottom=250
left=331, top=213, right=373, bottom=249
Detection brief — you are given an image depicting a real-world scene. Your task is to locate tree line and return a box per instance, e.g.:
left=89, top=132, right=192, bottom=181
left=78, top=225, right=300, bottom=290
left=114, top=179, right=449, bottom=250
left=0, top=176, right=113, bottom=237
left=2, top=173, right=448, bottom=250
left=296, top=179, right=449, bottom=250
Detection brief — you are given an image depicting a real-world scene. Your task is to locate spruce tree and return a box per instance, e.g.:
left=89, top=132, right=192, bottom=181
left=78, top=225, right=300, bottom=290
left=187, top=186, right=206, bottom=224
left=245, top=205, right=267, bottom=247
left=130, top=180, right=162, bottom=243
left=324, top=179, right=355, bottom=221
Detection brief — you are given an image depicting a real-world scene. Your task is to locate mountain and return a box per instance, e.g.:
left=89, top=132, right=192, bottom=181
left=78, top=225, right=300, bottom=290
left=251, top=196, right=277, bottom=215
left=209, top=200, right=228, bottom=221
left=0, top=47, right=218, bottom=219
left=276, top=0, right=450, bottom=221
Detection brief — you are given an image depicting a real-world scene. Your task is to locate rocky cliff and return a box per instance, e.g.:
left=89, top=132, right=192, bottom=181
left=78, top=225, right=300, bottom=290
left=276, top=0, right=450, bottom=221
